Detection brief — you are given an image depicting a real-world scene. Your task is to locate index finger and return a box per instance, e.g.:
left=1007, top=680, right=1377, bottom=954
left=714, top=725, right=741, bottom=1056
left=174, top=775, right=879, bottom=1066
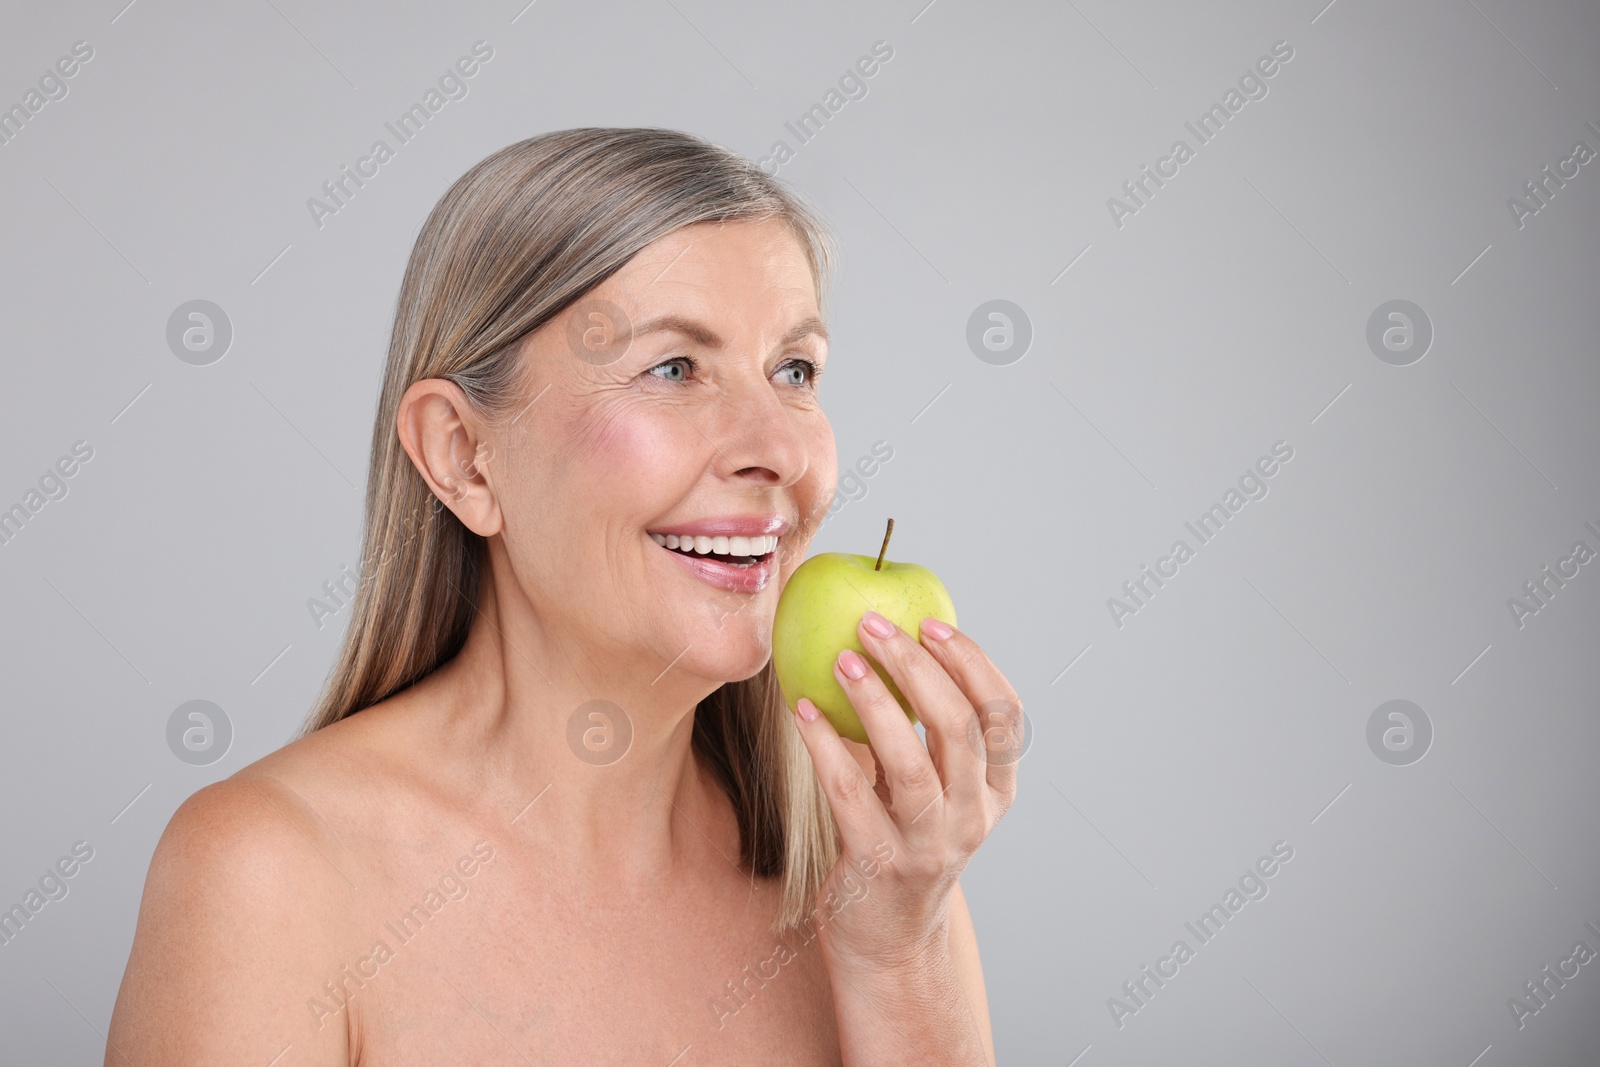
left=791, top=698, right=899, bottom=857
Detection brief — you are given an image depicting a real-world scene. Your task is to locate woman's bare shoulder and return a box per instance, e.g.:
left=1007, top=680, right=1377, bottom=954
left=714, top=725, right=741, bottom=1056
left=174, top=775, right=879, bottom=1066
left=219, top=689, right=450, bottom=839
left=105, top=773, right=357, bottom=1063
left=104, top=704, right=426, bottom=1065
left=165, top=711, right=397, bottom=871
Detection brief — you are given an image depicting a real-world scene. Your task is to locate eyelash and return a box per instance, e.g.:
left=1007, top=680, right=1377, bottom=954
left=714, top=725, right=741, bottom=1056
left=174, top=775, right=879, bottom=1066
left=646, top=355, right=820, bottom=387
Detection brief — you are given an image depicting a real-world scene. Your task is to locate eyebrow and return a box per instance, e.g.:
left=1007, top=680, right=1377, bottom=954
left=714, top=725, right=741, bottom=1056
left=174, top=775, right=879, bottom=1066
left=627, top=314, right=829, bottom=350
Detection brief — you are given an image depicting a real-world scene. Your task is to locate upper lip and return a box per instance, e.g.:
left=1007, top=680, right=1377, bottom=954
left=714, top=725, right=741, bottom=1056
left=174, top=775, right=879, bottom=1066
left=647, top=515, right=790, bottom=539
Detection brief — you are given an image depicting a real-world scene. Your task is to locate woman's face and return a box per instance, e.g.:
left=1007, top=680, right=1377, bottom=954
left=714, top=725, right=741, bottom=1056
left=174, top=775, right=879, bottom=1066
left=492, top=218, right=837, bottom=688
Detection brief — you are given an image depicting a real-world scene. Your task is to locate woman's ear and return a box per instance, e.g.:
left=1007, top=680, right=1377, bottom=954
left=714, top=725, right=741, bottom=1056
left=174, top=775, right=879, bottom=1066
left=396, top=379, right=504, bottom=537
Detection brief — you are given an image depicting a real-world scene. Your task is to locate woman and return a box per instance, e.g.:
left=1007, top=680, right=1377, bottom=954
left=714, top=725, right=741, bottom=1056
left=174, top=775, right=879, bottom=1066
left=107, top=127, right=1021, bottom=1065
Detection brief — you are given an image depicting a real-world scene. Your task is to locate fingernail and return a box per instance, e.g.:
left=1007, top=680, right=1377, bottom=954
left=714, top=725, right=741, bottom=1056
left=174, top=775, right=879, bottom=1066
left=837, top=649, right=869, bottom=681
left=920, top=617, right=954, bottom=641
left=861, top=611, right=895, bottom=639
left=796, top=697, right=819, bottom=723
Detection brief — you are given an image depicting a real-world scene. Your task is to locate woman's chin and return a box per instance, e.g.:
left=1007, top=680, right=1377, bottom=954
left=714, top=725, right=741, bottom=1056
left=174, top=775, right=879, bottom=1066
left=672, top=635, right=773, bottom=688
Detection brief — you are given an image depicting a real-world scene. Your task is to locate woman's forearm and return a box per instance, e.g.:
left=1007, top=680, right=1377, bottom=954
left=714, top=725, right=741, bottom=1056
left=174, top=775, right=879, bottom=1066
left=825, top=942, right=990, bottom=1067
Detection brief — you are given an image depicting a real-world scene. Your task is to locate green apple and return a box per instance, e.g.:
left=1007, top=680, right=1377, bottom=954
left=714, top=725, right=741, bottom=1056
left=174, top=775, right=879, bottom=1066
left=772, top=519, right=957, bottom=744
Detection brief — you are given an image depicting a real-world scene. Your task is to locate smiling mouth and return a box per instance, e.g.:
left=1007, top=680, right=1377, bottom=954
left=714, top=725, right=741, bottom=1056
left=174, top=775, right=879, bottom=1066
left=650, top=532, right=779, bottom=569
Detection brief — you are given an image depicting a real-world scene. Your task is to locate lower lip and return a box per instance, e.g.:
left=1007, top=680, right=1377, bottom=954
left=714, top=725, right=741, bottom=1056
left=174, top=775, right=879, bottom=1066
left=655, top=540, right=777, bottom=593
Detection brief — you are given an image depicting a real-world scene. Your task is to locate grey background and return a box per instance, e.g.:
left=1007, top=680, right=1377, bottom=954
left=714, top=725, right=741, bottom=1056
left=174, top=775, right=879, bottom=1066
left=2, top=0, right=1597, bottom=1063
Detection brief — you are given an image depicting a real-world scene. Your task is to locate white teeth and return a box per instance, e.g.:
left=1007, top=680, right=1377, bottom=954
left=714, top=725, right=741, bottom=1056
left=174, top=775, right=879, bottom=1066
left=652, top=532, right=780, bottom=557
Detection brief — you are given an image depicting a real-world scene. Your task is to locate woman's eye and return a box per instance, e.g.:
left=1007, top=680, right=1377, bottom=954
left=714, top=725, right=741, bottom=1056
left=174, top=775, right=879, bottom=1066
left=648, top=357, right=692, bottom=382
left=774, top=359, right=816, bottom=387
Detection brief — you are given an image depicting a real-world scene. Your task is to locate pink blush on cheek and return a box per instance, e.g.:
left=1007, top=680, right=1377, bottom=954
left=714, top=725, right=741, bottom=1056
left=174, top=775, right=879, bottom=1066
left=560, top=400, right=699, bottom=504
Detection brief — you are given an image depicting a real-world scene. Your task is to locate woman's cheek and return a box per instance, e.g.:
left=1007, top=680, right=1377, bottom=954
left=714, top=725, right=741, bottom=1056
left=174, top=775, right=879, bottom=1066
left=802, top=417, right=838, bottom=535
left=564, top=396, right=698, bottom=502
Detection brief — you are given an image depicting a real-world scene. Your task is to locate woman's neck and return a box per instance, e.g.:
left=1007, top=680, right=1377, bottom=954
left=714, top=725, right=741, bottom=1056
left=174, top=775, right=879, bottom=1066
left=417, top=559, right=744, bottom=888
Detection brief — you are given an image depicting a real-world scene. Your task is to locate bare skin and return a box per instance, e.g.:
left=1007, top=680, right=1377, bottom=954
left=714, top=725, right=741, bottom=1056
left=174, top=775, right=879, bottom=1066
left=105, top=218, right=1010, bottom=1066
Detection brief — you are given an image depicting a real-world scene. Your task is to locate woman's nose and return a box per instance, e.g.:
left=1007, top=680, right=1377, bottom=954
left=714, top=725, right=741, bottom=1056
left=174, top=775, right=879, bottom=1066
left=708, top=373, right=811, bottom=488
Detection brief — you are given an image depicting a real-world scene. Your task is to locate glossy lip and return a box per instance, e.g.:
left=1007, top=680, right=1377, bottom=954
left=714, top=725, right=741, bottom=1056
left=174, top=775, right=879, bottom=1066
left=647, top=514, right=788, bottom=594
left=658, top=543, right=777, bottom=594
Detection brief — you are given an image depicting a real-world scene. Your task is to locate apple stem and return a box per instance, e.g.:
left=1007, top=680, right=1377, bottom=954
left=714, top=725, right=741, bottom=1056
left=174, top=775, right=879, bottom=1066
left=874, top=518, right=895, bottom=571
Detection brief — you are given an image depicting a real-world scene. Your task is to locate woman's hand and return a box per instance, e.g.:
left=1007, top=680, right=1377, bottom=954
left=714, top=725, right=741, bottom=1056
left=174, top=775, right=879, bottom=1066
left=791, top=609, right=1021, bottom=1061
